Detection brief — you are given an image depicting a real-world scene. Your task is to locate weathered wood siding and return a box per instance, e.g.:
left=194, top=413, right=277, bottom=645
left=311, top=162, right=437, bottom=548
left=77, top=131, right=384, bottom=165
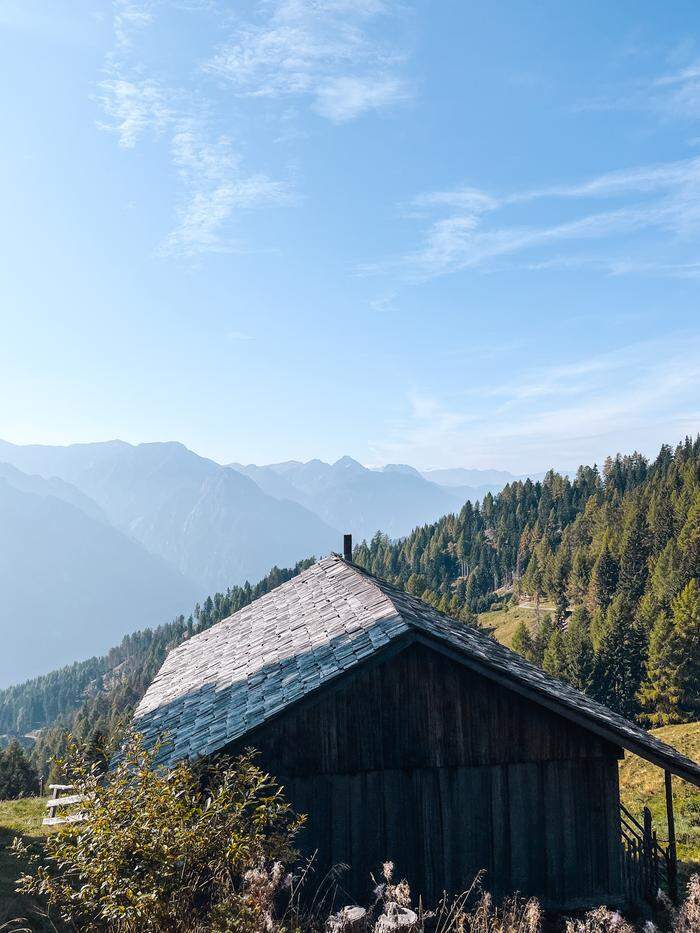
left=229, top=643, right=624, bottom=908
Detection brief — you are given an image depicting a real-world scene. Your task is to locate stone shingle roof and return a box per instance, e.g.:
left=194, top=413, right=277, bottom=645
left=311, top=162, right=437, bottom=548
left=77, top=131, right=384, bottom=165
left=134, top=555, right=700, bottom=785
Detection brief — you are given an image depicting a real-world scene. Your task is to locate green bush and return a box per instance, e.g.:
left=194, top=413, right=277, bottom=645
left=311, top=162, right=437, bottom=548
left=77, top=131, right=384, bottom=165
left=12, top=733, right=303, bottom=932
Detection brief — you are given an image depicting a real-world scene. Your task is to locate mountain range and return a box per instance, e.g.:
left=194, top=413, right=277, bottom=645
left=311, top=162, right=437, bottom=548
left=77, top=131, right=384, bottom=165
left=0, top=438, right=526, bottom=686
left=228, top=457, right=504, bottom=540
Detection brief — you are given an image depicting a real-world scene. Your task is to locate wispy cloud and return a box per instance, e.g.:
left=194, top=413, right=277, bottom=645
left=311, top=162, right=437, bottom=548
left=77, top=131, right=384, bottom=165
left=204, top=0, right=409, bottom=123
left=98, top=0, right=409, bottom=256
left=159, top=124, right=294, bottom=257
left=654, top=61, right=700, bottom=121
left=313, top=75, right=407, bottom=122
left=113, top=0, right=154, bottom=50
left=370, top=335, right=700, bottom=472
left=376, top=157, right=700, bottom=279
left=577, top=53, right=700, bottom=126
left=97, top=76, right=170, bottom=149
left=98, top=3, right=294, bottom=257
left=519, top=254, right=700, bottom=279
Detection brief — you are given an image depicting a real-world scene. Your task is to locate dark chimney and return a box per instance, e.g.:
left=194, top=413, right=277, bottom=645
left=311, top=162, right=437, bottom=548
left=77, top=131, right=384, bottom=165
left=343, top=533, right=353, bottom=562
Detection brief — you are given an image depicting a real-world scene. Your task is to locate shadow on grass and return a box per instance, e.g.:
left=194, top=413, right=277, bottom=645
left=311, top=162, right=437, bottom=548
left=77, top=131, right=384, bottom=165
left=0, top=798, right=58, bottom=933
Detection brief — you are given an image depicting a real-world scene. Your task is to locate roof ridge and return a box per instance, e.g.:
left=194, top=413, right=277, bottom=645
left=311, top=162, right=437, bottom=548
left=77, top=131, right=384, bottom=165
left=327, top=554, right=405, bottom=627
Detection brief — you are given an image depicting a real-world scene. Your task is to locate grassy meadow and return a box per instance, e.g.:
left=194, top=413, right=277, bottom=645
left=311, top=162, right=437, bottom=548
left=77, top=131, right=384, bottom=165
left=618, top=721, right=700, bottom=884
left=479, top=602, right=542, bottom=647
left=0, top=795, right=51, bottom=931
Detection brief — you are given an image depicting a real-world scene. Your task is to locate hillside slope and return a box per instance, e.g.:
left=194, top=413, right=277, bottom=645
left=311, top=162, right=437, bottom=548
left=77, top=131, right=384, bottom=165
left=355, top=437, right=700, bottom=724
left=0, top=461, right=106, bottom=522
left=0, top=479, right=199, bottom=687
left=619, top=721, right=700, bottom=876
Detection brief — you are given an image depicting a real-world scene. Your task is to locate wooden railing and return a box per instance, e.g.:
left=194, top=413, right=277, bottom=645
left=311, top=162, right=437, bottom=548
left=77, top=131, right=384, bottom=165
left=620, top=802, right=677, bottom=904
left=43, top=784, right=86, bottom=826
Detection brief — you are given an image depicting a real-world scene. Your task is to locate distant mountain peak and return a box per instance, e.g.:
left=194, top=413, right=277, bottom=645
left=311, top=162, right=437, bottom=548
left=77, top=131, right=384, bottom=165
left=333, top=455, right=365, bottom=472
left=382, top=463, right=423, bottom=479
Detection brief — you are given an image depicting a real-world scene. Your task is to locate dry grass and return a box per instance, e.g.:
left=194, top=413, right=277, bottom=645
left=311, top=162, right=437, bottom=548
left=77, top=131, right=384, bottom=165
left=323, top=868, right=700, bottom=933
left=672, top=872, right=700, bottom=931
left=477, top=606, right=542, bottom=648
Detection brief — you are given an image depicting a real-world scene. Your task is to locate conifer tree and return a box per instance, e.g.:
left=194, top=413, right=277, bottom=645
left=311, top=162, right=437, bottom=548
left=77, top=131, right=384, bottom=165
left=593, top=596, right=645, bottom=719
left=459, top=605, right=479, bottom=627
left=671, top=578, right=700, bottom=720
left=512, top=621, right=534, bottom=662
left=648, top=489, right=675, bottom=554
left=542, top=628, right=567, bottom=680
left=552, top=551, right=570, bottom=624
left=589, top=538, right=619, bottom=611
left=637, top=612, right=682, bottom=725
left=563, top=607, right=596, bottom=692
left=649, top=539, right=684, bottom=609
left=0, top=740, right=39, bottom=799
left=678, top=493, right=700, bottom=581
left=531, top=613, right=555, bottom=667
left=568, top=550, right=591, bottom=603
left=618, top=506, right=650, bottom=605
left=523, top=552, right=543, bottom=606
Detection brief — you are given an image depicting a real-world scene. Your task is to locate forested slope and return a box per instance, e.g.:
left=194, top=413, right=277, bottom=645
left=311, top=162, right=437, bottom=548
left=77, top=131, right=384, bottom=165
left=354, top=436, right=700, bottom=725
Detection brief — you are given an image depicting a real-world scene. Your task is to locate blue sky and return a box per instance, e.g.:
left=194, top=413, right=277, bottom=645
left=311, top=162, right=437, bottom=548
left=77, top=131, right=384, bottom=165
left=1, top=0, right=700, bottom=473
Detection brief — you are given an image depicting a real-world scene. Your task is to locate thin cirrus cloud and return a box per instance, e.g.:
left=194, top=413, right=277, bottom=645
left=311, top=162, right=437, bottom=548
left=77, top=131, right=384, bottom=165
left=158, top=125, right=295, bottom=258
left=97, top=77, right=170, bottom=150
left=655, top=61, right=700, bottom=120
left=99, top=70, right=293, bottom=258
left=371, top=335, right=700, bottom=471
left=98, top=0, right=409, bottom=256
left=203, top=0, right=409, bottom=123
left=376, top=156, right=700, bottom=280
left=98, top=3, right=294, bottom=258
left=576, top=55, right=700, bottom=126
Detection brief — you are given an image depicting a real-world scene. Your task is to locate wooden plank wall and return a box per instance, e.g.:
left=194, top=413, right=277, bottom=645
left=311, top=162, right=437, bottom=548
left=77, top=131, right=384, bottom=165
left=277, top=758, right=622, bottom=908
left=230, top=644, right=624, bottom=908
left=243, top=644, right=620, bottom=773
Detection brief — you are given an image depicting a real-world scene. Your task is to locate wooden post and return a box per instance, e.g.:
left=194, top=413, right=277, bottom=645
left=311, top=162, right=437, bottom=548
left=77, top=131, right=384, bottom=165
left=47, top=785, right=59, bottom=820
left=664, top=769, right=678, bottom=901
left=643, top=806, right=653, bottom=895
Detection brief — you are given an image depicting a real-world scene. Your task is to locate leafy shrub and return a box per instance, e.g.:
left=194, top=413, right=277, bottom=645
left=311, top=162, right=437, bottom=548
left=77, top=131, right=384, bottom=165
left=12, top=733, right=303, bottom=932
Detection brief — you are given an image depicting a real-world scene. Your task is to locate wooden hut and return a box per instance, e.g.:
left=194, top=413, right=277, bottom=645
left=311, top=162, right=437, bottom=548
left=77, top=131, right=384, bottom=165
left=135, top=554, right=700, bottom=910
